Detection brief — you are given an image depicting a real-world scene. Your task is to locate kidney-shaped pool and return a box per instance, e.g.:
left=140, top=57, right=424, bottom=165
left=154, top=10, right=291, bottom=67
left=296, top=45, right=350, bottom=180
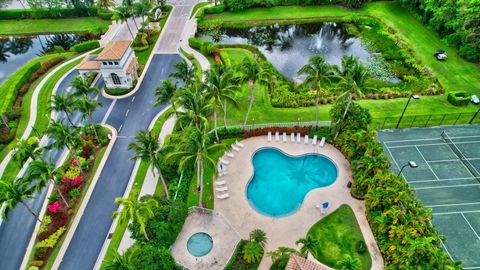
left=246, top=148, right=338, bottom=217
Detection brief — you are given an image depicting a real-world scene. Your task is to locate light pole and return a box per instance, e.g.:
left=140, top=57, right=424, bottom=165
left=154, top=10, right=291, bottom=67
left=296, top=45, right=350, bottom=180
left=469, top=106, right=480, bottom=124
left=397, top=161, right=418, bottom=177
left=396, top=94, right=420, bottom=128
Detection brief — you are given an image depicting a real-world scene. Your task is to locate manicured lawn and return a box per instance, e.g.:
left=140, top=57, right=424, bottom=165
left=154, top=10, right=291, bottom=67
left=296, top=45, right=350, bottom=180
left=190, top=1, right=209, bottom=18
left=307, top=204, right=372, bottom=270
left=0, top=17, right=110, bottom=35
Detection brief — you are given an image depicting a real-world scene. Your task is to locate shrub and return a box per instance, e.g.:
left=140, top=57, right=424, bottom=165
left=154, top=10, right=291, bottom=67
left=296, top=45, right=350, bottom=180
left=131, top=244, right=175, bottom=270
left=70, top=188, right=80, bottom=198
left=356, top=240, right=367, bottom=254
left=70, top=40, right=100, bottom=53
left=28, top=267, right=40, bottom=270
left=447, top=91, right=470, bottom=106
left=195, top=7, right=205, bottom=19
left=35, top=226, right=65, bottom=249
left=0, top=61, right=41, bottom=112
left=0, top=7, right=97, bottom=19
left=66, top=166, right=80, bottom=179
left=188, top=38, right=208, bottom=49
left=105, top=87, right=132, bottom=96
left=204, top=4, right=226, bottom=14
left=243, top=126, right=310, bottom=138
left=47, top=201, right=61, bottom=213
left=48, top=194, right=58, bottom=203
left=219, top=50, right=232, bottom=67
left=97, top=9, right=114, bottom=20
left=29, top=260, right=43, bottom=267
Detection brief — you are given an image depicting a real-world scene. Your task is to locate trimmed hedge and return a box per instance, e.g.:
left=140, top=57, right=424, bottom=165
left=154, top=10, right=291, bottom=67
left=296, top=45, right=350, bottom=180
left=97, top=9, right=114, bottom=20
left=70, top=40, right=100, bottom=53
left=105, top=87, right=132, bottom=96
left=0, top=61, right=41, bottom=112
left=0, top=7, right=97, bottom=20
left=447, top=91, right=471, bottom=106
left=195, top=7, right=205, bottom=19
left=188, top=37, right=209, bottom=49
left=204, top=4, right=226, bottom=14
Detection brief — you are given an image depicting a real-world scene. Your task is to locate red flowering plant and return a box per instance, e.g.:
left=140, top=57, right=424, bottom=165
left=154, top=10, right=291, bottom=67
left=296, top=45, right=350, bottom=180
left=47, top=201, right=61, bottom=213
left=71, top=160, right=79, bottom=167
left=72, top=176, right=83, bottom=186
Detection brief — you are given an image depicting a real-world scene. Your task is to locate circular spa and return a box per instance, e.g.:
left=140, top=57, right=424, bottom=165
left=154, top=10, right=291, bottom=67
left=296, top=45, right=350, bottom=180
left=246, top=148, right=338, bottom=217
left=186, top=232, right=213, bottom=257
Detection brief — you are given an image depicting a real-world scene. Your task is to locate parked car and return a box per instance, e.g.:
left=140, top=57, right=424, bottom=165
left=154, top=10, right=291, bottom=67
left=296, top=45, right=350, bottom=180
left=434, top=50, right=447, bottom=61
left=472, top=95, right=479, bottom=105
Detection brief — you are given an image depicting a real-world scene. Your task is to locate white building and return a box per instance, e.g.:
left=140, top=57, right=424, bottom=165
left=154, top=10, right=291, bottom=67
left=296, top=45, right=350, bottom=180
left=77, top=40, right=139, bottom=89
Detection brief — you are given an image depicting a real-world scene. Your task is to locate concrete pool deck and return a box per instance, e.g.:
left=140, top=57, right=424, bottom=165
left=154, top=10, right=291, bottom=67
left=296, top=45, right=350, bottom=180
left=215, top=136, right=384, bottom=270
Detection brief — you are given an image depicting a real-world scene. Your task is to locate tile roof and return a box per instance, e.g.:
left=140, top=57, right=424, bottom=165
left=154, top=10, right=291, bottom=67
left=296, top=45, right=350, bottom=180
left=285, top=255, right=332, bottom=270
left=126, top=56, right=138, bottom=74
left=77, top=55, right=101, bottom=70
left=97, top=40, right=131, bottom=60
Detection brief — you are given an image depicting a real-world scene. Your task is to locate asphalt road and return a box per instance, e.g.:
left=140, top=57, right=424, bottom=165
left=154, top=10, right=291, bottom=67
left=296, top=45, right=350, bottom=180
left=58, top=54, right=182, bottom=270
left=0, top=69, right=110, bottom=270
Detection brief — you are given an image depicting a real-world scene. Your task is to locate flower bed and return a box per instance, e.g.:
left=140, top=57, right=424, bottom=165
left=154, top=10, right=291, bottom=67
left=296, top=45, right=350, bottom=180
left=28, top=127, right=111, bottom=269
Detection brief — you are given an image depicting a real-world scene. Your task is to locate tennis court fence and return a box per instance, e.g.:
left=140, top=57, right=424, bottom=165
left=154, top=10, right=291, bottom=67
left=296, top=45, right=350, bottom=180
left=440, top=131, right=480, bottom=183
left=374, top=110, right=480, bottom=129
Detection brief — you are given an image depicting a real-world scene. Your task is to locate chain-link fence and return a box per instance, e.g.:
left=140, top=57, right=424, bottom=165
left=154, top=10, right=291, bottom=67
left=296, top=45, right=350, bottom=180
left=373, top=110, right=480, bottom=129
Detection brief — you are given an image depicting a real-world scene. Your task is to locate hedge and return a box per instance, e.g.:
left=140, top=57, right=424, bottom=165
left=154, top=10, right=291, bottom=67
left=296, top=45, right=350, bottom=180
left=188, top=38, right=208, bottom=49
left=195, top=7, right=205, bottom=19
left=70, top=40, right=100, bottom=53
left=105, top=87, right=132, bottom=96
left=0, top=7, right=98, bottom=20
left=0, top=61, right=41, bottom=112
left=447, top=91, right=471, bottom=106
left=204, top=4, right=226, bottom=14
left=97, top=9, right=114, bottom=20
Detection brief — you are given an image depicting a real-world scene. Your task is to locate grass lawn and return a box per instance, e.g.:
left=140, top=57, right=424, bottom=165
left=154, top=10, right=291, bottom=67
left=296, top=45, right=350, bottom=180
left=0, top=17, right=110, bottom=35
left=100, top=108, right=173, bottom=269
left=307, top=204, right=372, bottom=270
left=190, top=1, right=209, bottom=18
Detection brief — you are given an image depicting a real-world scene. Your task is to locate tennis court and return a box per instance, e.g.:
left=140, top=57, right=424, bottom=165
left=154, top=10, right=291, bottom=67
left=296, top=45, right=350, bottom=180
left=377, top=125, right=480, bottom=269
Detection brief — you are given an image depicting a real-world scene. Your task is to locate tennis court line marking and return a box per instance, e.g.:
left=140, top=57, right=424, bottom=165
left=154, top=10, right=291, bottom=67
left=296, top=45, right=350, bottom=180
left=414, top=146, right=440, bottom=180
left=428, top=157, right=480, bottom=163
left=426, top=202, right=480, bottom=208
left=433, top=210, right=480, bottom=216
left=463, top=267, right=480, bottom=270
left=383, top=142, right=401, bottom=171
left=383, top=134, right=480, bottom=144
left=387, top=140, right=480, bottom=149
left=410, top=176, right=479, bottom=183
left=461, top=213, right=480, bottom=239
left=415, top=183, right=480, bottom=190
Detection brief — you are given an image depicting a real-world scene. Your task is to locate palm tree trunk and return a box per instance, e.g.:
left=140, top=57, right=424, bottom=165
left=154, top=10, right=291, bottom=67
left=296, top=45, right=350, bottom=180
left=66, top=145, right=84, bottom=175
left=65, top=112, right=75, bottom=127
left=19, top=0, right=27, bottom=9
left=196, top=160, right=201, bottom=189
left=214, top=111, right=219, bottom=142
left=171, top=101, right=183, bottom=130
left=157, top=168, right=170, bottom=199
left=50, top=179, right=69, bottom=207
left=198, top=160, right=204, bottom=207
left=334, top=94, right=353, bottom=141
left=20, top=201, right=43, bottom=225
left=125, top=20, right=135, bottom=39
left=143, top=229, right=150, bottom=241
left=243, top=83, right=255, bottom=128
left=131, top=17, right=139, bottom=31
left=315, top=87, right=319, bottom=129
left=223, top=99, right=227, bottom=129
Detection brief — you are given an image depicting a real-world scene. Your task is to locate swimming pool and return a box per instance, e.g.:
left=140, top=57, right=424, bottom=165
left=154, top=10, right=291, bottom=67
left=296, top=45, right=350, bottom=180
left=246, top=148, right=338, bottom=217
left=186, top=232, right=213, bottom=257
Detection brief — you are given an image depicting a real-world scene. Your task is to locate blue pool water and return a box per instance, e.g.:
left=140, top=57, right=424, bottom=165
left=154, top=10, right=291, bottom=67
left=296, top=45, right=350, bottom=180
left=186, top=232, right=213, bottom=257
left=246, top=148, right=338, bottom=217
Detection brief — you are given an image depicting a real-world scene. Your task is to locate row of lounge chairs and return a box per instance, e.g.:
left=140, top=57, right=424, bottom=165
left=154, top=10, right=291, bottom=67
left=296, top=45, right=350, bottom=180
left=267, top=131, right=326, bottom=147
left=216, top=140, right=245, bottom=200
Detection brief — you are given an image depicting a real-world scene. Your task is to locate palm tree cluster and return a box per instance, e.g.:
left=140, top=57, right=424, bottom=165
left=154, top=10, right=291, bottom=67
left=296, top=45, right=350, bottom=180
left=242, top=229, right=267, bottom=264
left=113, top=0, right=155, bottom=39
left=0, top=75, right=104, bottom=224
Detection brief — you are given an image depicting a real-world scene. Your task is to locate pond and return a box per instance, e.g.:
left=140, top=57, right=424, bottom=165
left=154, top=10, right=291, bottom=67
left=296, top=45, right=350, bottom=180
left=198, top=22, right=399, bottom=83
left=0, top=34, right=96, bottom=85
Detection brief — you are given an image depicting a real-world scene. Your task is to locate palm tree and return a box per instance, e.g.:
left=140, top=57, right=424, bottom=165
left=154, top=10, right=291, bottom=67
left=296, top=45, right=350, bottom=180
left=75, top=97, right=102, bottom=140
left=167, top=128, right=225, bottom=206
left=105, top=249, right=136, bottom=270
left=298, top=56, right=337, bottom=128
left=268, top=247, right=298, bottom=269
left=70, top=76, right=99, bottom=97
left=154, top=79, right=178, bottom=107
left=123, top=0, right=139, bottom=30
left=250, top=229, right=267, bottom=248
left=46, top=120, right=82, bottom=173
left=170, top=60, right=197, bottom=86
left=134, top=0, right=153, bottom=23
left=296, top=235, right=320, bottom=257
left=113, top=5, right=135, bottom=39
left=336, top=254, right=361, bottom=270
left=238, top=57, right=267, bottom=128
left=27, top=159, right=69, bottom=207
left=204, top=65, right=238, bottom=141
left=175, top=85, right=213, bottom=131
left=128, top=131, right=170, bottom=199
left=243, top=241, right=263, bottom=264
left=113, top=196, right=159, bottom=241
left=0, top=177, right=43, bottom=224
left=12, top=137, right=42, bottom=166
left=96, top=0, right=115, bottom=10
left=48, top=92, right=76, bottom=126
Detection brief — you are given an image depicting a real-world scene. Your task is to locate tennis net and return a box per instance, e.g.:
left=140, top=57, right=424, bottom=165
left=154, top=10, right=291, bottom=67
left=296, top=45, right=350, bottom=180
left=441, top=131, right=480, bottom=182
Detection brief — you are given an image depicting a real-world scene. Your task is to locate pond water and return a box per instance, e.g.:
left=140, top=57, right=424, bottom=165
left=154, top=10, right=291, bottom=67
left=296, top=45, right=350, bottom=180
left=198, top=22, right=399, bottom=83
left=0, top=34, right=96, bottom=85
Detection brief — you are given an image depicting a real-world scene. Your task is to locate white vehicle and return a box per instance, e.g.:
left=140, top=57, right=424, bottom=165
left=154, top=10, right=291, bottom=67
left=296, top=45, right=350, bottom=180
left=471, top=95, right=479, bottom=105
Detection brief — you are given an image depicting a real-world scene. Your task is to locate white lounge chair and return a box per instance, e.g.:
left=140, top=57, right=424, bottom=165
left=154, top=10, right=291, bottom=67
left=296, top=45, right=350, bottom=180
left=296, top=133, right=301, bottom=143
left=268, top=132, right=272, bottom=142
left=216, top=186, right=228, bottom=192
left=304, top=135, right=309, bottom=144
left=217, top=193, right=229, bottom=200
left=312, top=135, right=318, bottom=145
left=283, top=132, right=287, bottom=142
left=215, top=180, right=226, bottom=186
left=290, top=133, right=295, bottom=142
left=232, top=145, right=240, bottom=152
left=275, top=131, right=280, bottom=142
left=319, top=137, right=326, bottom=147
left=219, top=158, right=230, bottom=165
left=226, top=151, right=235, bottom=158
left=235, top=140, right=244, bottom=148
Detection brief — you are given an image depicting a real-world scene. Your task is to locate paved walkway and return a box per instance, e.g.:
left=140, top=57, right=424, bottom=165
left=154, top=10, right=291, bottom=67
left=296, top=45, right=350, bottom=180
left=214, top=136, right=384, bottom=270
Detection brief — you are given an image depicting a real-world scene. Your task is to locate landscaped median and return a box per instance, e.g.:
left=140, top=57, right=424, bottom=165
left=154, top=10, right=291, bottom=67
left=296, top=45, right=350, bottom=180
left=24, top=125, right=116, bottom=270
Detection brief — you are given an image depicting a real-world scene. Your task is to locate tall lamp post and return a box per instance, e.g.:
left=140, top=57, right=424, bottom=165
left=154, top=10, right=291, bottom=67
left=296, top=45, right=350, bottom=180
left=397, top=161, right=418, bottom=177
left=396, top=94, right=420, bottom=128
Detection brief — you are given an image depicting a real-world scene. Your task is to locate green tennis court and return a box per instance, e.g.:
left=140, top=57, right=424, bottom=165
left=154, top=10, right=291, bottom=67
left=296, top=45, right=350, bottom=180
left=378, top=125, right=480, bottom=269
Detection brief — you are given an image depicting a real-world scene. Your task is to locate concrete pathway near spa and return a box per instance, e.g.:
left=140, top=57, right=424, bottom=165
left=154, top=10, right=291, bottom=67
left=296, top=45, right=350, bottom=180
left=214, top=136, right=384, bottom=270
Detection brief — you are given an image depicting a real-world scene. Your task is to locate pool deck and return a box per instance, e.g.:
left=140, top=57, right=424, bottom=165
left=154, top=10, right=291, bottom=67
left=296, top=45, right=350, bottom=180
left=215, top=135, right=384, bottom=270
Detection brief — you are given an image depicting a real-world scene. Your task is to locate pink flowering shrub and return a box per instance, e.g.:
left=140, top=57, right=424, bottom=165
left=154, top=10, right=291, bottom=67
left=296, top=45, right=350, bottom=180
left=71, top=160, right=79, bottom=166
left=47, top=202, right=61, bottom=213
left=61, top=176, right=70, bottom=183
left=72, top=176, right=83, bottom=186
